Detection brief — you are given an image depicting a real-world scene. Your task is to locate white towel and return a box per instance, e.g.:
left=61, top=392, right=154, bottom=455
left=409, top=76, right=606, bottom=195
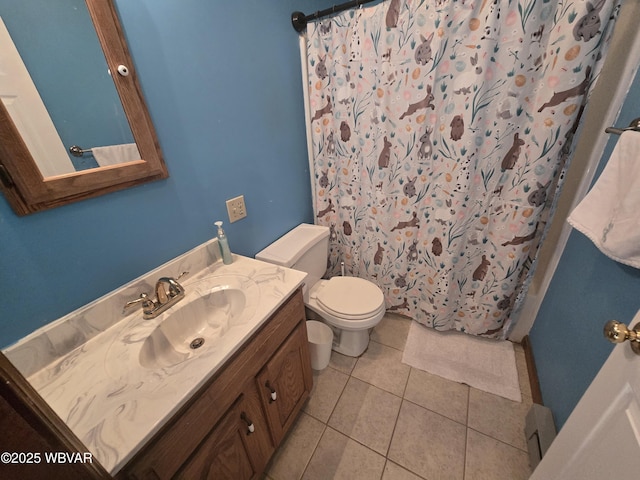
left=92, top=143, right=141, bottom=167
left=568, top=131, right=640, bottom=268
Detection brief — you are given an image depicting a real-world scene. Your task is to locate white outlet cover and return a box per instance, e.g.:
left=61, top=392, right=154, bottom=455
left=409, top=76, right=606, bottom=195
left=226, top=195, right=247, bottom=223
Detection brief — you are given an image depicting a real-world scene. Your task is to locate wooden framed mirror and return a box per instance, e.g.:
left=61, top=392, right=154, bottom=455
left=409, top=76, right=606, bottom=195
left=0, top=0, right=168, bottom=216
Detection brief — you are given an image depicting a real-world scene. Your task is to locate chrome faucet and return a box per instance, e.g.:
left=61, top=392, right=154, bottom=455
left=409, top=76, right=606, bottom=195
left=124, top=272, right=188, bottom=319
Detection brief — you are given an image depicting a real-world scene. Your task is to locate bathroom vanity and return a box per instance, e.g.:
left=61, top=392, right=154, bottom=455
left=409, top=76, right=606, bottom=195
left=119, top=289, right=312, bottom=479
left=4, top=240, right=312, bottom=478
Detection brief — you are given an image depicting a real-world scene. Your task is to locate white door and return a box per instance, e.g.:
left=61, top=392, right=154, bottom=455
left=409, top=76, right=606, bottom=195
left=0, top=17, right=74, bottom=177
left=530, top=309, right=640, bottom=480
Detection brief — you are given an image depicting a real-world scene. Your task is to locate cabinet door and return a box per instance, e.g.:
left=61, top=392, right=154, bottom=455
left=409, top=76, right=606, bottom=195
left=257, top=322, right=313, bottom=444
left=177, top=385, right=273, bottom=480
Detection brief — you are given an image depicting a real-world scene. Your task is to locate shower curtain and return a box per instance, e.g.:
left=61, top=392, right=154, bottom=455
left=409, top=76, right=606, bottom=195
left=304, top=0, right=619, bottom=338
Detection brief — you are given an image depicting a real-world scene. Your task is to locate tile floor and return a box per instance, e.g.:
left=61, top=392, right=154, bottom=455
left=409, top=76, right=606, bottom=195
left=264, top=313, right=533, bottom=480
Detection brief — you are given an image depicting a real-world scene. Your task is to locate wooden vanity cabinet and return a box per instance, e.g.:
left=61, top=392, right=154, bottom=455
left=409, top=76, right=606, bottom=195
left=119, top=288, right=312, bottom=480
left=176, top=382, right=272, bottom=479
left=257, top=321, right=313, bottom=445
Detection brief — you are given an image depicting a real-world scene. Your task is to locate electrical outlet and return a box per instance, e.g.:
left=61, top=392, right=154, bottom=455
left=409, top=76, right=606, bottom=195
left=226, top=195, right=247, bottom=223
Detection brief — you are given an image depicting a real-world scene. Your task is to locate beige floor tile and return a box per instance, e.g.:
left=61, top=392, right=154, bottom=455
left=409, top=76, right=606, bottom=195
left=465, top=428, right=531, bottom=480
left=388, top=400, right=466, bottom=480
left=351, top=341, right=410, bottom=396
left=370, top=313, right=412, bottom=351
left=467, top=388, right=529, bottom=451
left=303, top=366, right=349, bottom=423
left=266, top=325, right=534, bottom=480
left=382, top=461, right=425, bottom=480
left=404, top=368, right=469, bottom=425
left=302, top=427, right=386, bottom=480
left=328, top=376, right=402, bottom=455
left=329, top=350, right=358, bottom=375
left=266, top=412, right=325, bottom=480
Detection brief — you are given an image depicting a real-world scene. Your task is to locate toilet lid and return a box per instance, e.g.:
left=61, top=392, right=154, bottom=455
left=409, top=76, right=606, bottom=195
left=316, top=277, right=384, bottom=318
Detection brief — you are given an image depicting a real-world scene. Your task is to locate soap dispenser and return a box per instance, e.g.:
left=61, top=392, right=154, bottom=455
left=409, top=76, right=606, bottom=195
left=215, top=221, right=233, bottom=265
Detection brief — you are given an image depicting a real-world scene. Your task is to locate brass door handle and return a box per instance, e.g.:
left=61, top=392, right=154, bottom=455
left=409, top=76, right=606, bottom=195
left=603, top=320, right=640, bottom=355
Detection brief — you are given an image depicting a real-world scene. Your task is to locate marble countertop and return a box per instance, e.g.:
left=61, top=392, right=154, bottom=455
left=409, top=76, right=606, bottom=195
left=10, top=246, right=306, bottom=474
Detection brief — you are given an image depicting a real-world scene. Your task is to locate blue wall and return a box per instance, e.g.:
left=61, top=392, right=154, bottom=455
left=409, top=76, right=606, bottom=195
left=0, top=0, right=330, bottom=348
left=530, top=66, right=640, bottom=429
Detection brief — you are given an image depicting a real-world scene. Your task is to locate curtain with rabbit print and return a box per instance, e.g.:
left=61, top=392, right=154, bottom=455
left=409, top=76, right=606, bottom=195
left=305, top=0, right=619, bottom=338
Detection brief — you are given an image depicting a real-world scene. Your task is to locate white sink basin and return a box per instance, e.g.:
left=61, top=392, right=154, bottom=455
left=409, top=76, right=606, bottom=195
left=106, top=274, right=260, bottom=376
left=139, top=286, right=248, bottom=369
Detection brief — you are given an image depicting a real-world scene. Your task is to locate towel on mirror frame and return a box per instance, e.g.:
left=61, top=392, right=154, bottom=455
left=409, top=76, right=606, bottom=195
left=92, top=143, right=141, bottom=167
left=568, top=131, right=640, bottom=268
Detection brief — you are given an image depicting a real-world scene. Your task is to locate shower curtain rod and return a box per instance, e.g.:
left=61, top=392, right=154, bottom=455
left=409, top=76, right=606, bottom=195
left=291, top=0, right=377, bottom=32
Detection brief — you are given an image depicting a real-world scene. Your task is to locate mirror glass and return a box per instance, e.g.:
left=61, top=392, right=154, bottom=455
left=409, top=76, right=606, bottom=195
left=0, top=0, right=138, bottom=176
left=0, top=0, right=167, bottom=216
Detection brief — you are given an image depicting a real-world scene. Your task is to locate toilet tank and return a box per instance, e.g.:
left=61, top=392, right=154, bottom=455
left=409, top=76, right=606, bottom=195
left=255, top=224, right=329, bottom=288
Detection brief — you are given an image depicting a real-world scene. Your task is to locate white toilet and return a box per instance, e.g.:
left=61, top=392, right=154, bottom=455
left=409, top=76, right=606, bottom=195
left=256, top=223, right=385, bottom=357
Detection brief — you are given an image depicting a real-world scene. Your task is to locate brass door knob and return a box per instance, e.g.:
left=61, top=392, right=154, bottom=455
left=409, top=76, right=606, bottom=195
left=603, top=320, right=640, bottom=355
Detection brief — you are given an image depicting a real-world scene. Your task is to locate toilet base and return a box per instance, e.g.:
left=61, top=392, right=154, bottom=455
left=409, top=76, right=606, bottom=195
left=330, top=326, right=371, bottom=357
left=304, top=306, right=377, bottom=357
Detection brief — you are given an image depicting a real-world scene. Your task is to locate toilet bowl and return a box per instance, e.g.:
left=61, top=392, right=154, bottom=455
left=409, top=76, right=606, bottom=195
left=307, top=276, right=385, bottom=356
left=256, top=224, right=385, bottom=357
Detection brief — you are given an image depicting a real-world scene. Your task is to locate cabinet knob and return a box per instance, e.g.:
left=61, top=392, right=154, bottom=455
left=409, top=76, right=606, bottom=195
left=265, top=381, right=277, bottom=402
left=240, top=412, right=255, bottom=435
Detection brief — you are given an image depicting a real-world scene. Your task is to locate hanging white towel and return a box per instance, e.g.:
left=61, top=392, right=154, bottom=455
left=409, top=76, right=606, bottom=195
left=568, top=131, right=640, bottom=268
left=92, top=143, right=141, bottom=167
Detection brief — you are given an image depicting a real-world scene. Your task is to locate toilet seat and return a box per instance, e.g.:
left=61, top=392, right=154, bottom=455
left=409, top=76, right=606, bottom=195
left=308, top=277, right=385, bottom=331
left=316, top=277, right=384, bottom=319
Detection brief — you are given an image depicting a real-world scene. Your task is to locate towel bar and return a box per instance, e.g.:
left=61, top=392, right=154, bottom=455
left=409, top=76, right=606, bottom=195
left=69, top=145, right=93, bottom=157
left=605, top=117, right=640, bottom=135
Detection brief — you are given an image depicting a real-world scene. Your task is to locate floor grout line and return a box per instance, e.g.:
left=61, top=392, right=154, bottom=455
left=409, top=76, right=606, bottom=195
left=270, top=316, right=531, bottom=479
